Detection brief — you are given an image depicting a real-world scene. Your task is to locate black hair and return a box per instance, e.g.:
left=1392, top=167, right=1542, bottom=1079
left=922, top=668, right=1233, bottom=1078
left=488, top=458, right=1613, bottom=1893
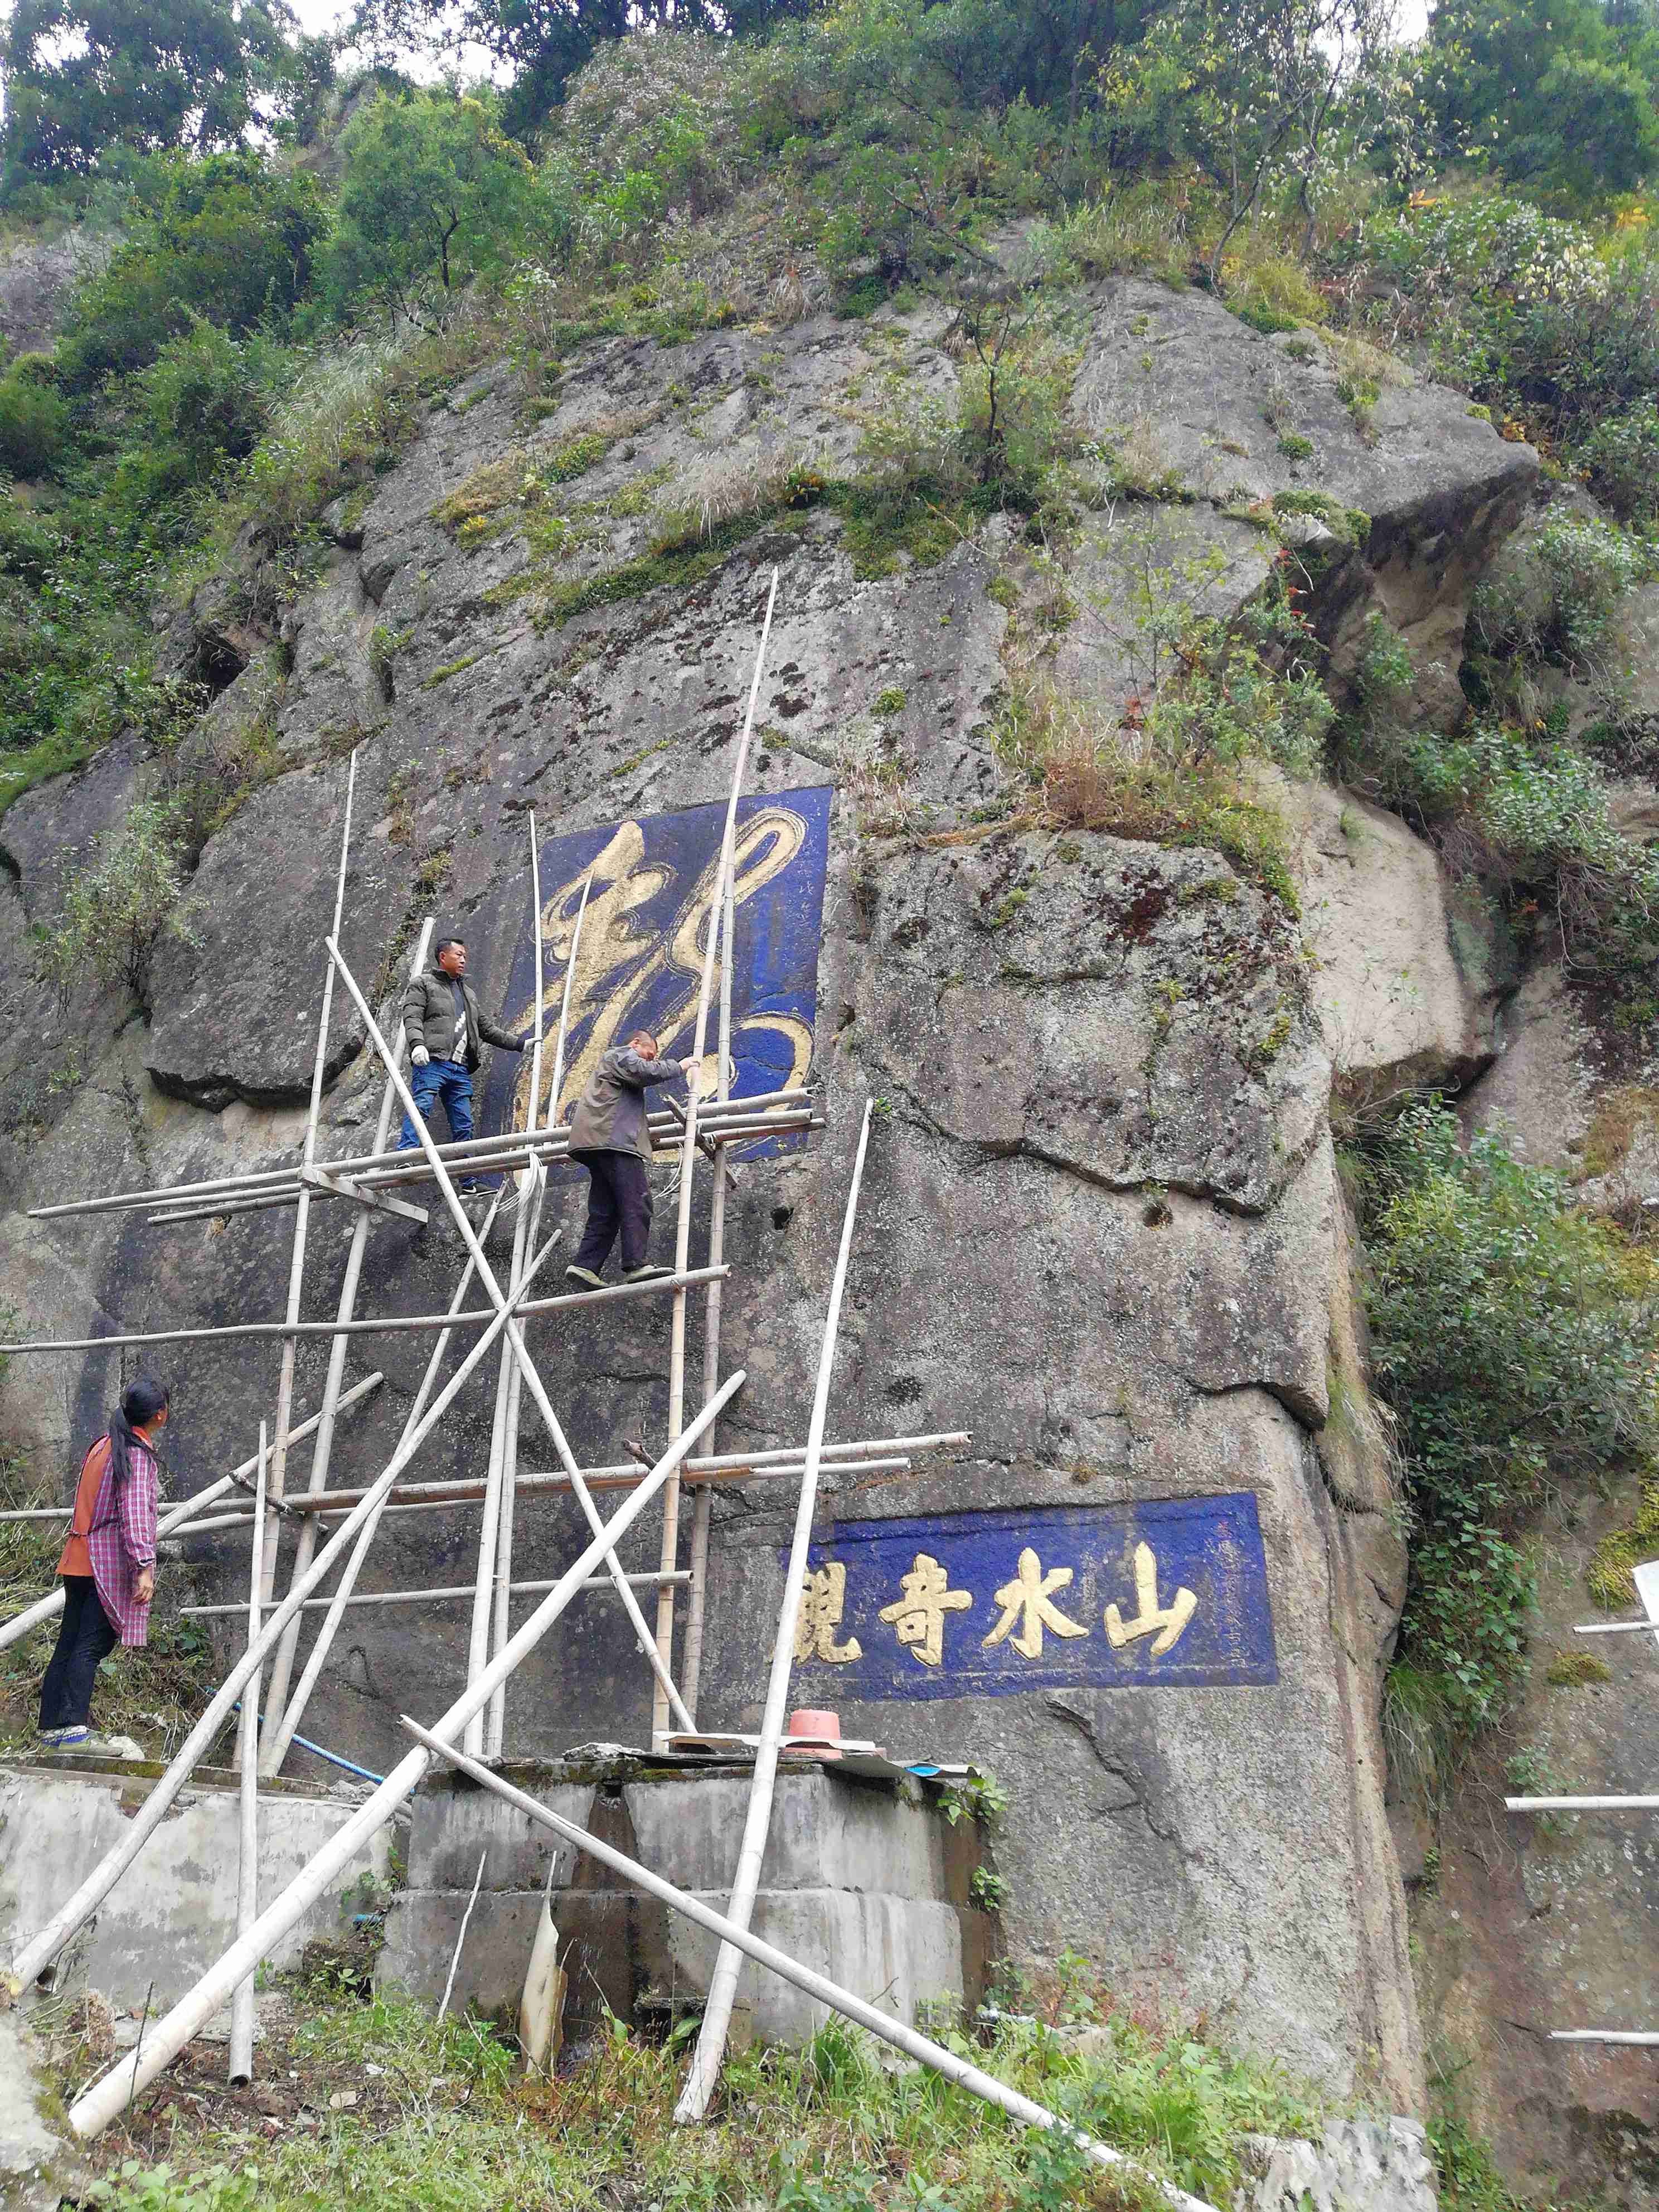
left=435, top=937, right=466, bottom=961
left=110, top=1373, right=168, bottom=1487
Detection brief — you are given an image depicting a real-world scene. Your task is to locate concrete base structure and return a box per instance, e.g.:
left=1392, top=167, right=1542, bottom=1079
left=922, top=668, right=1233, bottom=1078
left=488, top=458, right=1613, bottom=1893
left=0, top=1756, right=393, bottom=2011
left=376, top=1755, right=995, bottom=2045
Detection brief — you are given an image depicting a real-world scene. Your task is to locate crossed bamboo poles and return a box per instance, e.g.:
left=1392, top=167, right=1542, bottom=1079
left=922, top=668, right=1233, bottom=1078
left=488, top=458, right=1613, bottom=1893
left=0, top=576, right=1221, bottom=2208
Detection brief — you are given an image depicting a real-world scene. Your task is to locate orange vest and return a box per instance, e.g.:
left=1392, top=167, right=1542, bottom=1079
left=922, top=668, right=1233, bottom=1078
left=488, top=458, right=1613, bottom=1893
left=57, top=1436, right=111, bottom=1580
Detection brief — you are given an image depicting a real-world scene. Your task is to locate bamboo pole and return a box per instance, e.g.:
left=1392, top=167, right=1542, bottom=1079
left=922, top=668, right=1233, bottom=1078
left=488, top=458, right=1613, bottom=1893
left=677, top=1098, right=873, bottom=2122
left=260, top=754, right=360, bottom=1668
left=470, top=827, right=545, bottom=1758
left=261, top=919, right=436, bottom=1769
left=64, top=1373, right=745, bottom=2140
left=261, top=1194, right=520, bottom=1776
left=682, top=872, right=736, bottom=1720
left=0, top=1266, right=730, bottom=1359
left=488, top=862, right=589, bottom=1755
left=185, top=1571, right=689, bottom=1618
left=404, top=1725, right=1217, bottom=2212
left=468, top=1187, right=535, bottom=1756
left=0, top=1377, right=385, bottom=1653
left=27, top=1094, right=812, bottom=1228
left=9, top=1214, right=573, bottom=1995
left=656, top=569, right=779, bottom=1748
left=1507, top=1795, right=1659, bottom=1812
left=324, top=939, right=697, bottom=1735
left=1573, top=1620, right=1659, bottom=1636
left=227, top=1423, right=268, bottom=2086
left=1550, top=2031, right=1659, bottom=2045
left=288, top=1452, right=918, bottom=1517
left=438, top=1851, right=487, bottom=2022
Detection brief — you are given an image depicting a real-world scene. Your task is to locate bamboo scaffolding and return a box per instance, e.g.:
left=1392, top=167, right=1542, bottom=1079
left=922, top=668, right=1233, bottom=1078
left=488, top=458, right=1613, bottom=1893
left=657, top=568, right=779, bottom=1748
left=261, top=920, right=436, bottom=1770
left=403, top=1725, right=1218, bottom=2212
left=9, top=1205, right=580, bottom=1995
left=260, top=1192, right=522, bottom=1777
left=64, top=1372, right=745, bottom=2139
left=25, top=1094, right=812, bottom=1229
left=324, top=940, right=697, bottom=1735
left=0, top=1377, right=384, bottom=1654
left=185, top=1570, right=690, bottom=1617
left=677, top=1097, right=873, bottom=2122
left=1573, top=1620, right=1659, bottom=1636
left=227, top=1423, right=267, bottom=2086
left=0, top=1265, right=731, bottom=1359
left=255, top=755, right=360, bottom=1720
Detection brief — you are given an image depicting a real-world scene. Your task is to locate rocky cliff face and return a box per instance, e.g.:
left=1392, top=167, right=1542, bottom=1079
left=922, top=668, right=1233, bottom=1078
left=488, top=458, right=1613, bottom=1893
left=0, top=275, right=1571, bottom=2126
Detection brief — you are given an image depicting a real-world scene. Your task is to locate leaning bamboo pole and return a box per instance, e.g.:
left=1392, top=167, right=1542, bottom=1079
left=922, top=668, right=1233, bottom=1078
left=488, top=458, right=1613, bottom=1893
left=656, top=569, right=779, bottom=1747
left=65, top=1372, right=746, bottom=2140
left=259, top=753, right=359, bottom=1662
left=324, top=940, right=697, bottom=1734
left=0, top=1377, right=384, bottom=1653
left=261, top=1193, right=521, bottom=1776
left=681, top=874, right=735, bottom=1720
left=227, top=1423, right=268, bottom=2086
left=404, top=1725, right=1217, bottom=2212
left=261, top=919, right=436, bottom=1768
left=10, top=1214, right=570, bottom=1995
left=677, top=1098, right=874, bottom=2122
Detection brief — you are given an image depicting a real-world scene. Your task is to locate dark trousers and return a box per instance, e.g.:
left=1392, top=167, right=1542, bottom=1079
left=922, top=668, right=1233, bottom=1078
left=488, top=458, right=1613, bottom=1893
left=572, top=1149, right=653, bottom=1273
left=396, top=1058, right=474, bottom=1151
left=39, top=1576, right=118, bottom=1732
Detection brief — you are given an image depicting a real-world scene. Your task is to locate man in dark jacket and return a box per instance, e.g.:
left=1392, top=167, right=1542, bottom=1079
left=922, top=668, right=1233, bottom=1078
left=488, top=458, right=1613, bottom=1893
left=564, top=1031, right=687, bottom=1288
left=397, top=937, right=530, bottom=1188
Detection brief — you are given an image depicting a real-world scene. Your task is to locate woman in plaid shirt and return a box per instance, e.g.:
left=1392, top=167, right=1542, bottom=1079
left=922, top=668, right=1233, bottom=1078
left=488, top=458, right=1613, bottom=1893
left=38, top=1375, right=169, bottom=1750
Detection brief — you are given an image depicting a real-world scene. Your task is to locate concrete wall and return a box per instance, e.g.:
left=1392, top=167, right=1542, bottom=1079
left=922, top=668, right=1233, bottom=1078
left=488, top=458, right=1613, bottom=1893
left=377, top=1756, right=994, bottom=2045
left=0, top=1758, right=394, bottom=2012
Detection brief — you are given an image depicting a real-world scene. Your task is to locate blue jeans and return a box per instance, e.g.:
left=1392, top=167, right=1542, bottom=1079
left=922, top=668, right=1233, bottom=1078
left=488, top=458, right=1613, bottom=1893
left=397, top=1058, right=474, bottom=1152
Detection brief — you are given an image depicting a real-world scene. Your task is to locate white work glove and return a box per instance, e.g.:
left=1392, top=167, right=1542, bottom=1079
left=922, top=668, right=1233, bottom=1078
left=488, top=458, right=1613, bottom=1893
left=411, top=1045, right=430, bottom=1067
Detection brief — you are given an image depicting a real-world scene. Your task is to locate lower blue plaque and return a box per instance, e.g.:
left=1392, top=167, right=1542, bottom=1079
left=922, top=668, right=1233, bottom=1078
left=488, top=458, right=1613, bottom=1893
left=785, top=1495, right=1278, bottom=1699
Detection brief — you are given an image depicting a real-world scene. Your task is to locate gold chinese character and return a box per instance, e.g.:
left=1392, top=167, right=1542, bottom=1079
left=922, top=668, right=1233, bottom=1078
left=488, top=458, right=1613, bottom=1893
left=878, top=1553, right=973, bottom=1668
left=1104, top=1542, right=1197, bottom=1657
left=981, top=1548, right=1089, bottom=1659
left=793, top=1564, right=861, bottom=1665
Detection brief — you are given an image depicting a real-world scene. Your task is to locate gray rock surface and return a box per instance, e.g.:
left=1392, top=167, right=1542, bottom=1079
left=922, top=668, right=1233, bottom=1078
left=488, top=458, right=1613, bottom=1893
left=0, top=271, right=1553, bottom=2118
left=1236, top=2117, right=1437, bottom=2212
left=0, top=2006, right=84, bottom=2211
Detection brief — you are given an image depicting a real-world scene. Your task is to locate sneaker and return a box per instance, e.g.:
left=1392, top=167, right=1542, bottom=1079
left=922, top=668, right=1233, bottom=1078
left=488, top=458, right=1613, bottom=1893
left=623, top=1263, right=672, bottom=1284
left=36, top=1726, right=74, bottom=1747
left=564, top=1265, right=605, bottom=1291
left=41, top=1726, right=89, bottom=1749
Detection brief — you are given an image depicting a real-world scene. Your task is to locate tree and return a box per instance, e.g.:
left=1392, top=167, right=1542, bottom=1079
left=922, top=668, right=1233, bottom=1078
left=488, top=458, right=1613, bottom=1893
left=321, top=91, right=541, bottom=321
left=1427, top=0, right=1659, bottom=193
left=57, top=152, right=330, bottom=384
left=0, top=0, right=311, bottom=177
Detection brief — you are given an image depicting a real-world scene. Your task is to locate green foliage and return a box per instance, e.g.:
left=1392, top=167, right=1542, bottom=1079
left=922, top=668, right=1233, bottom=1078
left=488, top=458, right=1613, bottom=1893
left=1585, top=1478, right=1659, bottom=1608
left=61, top=1977, right=1332, bottom=2212
left=1364, top=1103, right=1659, bottom=1742
left=36, top=797, right=202, bottom=1010
left=1471, top=512, right=1653, bottom=693
left=1544, top=1648, right=1612, bottom=1687
left=1579, top=399, right=1659, bottom=526
left=0, top=355, right=69, bottom=477
left=59, top=152, right=329, bottom=385
left=322, top=92, right=546, bottom=321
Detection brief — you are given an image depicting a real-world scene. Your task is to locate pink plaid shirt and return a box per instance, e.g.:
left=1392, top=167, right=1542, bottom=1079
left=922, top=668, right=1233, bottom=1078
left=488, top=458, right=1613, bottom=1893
left=59, top=1434, right=158, bottom=1647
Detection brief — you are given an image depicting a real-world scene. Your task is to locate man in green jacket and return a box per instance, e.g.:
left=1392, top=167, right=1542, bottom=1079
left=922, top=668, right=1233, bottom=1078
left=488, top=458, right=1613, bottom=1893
left=564, top=1031, right=687, bottom=1288
left=396, top=938, right=530, bottom=1189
